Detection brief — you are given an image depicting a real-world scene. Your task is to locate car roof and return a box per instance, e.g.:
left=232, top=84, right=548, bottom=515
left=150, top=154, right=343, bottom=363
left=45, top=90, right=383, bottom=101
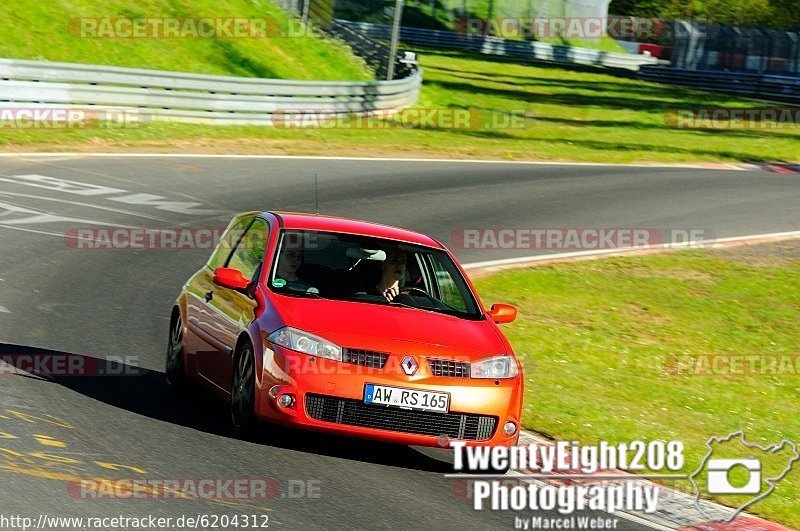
left=267, top=211, right=442, bottom=249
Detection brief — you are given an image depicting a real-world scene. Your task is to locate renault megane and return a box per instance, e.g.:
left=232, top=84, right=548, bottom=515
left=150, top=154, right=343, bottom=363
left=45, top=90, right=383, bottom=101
left=166, top=212, right=523, bottom=447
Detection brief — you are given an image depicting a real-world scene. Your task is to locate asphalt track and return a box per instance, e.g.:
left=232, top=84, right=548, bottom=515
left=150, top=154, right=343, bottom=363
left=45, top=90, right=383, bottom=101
left=0, top=154, right=798, bottom=530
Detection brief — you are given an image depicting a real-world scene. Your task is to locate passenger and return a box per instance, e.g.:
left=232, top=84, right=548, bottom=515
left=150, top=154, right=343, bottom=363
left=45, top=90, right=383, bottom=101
left=275, top=246, right=318, bottom=294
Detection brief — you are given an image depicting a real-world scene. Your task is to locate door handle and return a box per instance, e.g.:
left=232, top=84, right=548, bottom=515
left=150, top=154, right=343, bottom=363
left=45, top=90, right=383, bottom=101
left=204, top=291, right=213, bottom=302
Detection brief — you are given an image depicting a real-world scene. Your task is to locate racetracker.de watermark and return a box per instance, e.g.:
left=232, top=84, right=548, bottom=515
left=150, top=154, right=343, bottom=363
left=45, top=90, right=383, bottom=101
left=450, top=228, right=712, bottom=251
left=453, top=16, right=666, bottom=40
left=666, top=108, right=800, bottom=130
left=0, top=108, right=146, bottom=129
left=68, top=478, right=321, bottom=500
left=65, top=227, right=325, bottom=251
left=665, top=354, right=800, bottom=377
left=0, top=354, right=142, bottom=377
left=271, top=108, right=530, bottom=130
left=67, top=17, right=307, bottom=39
left=65, top=227, right=234, bottom=251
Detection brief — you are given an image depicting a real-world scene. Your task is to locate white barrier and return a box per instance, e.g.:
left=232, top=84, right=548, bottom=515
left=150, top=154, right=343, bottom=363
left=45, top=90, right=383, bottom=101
left=0, top=58, right=422, bottom=125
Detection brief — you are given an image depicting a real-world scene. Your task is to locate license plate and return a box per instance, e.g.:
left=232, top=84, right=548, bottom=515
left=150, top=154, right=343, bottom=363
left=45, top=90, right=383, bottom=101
left=364, top=384, right=450, bottom=413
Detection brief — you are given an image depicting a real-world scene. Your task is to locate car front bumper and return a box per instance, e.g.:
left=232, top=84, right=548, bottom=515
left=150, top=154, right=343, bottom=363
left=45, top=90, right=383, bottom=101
left=256, top=345, right=524, bottom=448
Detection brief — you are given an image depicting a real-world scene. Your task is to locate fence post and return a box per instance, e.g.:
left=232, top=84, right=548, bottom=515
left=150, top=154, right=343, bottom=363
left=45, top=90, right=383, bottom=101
left=387, top=0, right=405, bottom=80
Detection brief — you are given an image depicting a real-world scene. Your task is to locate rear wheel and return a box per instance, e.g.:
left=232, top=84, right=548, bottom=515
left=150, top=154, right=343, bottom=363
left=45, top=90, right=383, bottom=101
left=165, top=311, right=188, bottom=389
left=231, top=341, right=257, bottom=439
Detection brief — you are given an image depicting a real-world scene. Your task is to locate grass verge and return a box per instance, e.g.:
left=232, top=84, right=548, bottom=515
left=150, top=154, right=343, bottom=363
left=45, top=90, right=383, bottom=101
left=1, top=45, right=798, bottom=163
left=472, top=240, right=800, bottom=527
left=0, top=0, right=371, bottom=80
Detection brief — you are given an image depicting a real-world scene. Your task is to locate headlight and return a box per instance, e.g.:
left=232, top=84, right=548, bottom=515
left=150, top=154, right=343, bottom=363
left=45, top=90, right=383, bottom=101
left=471, top=355, right=519, bottom=379
left=268, top=326, right=342, bottom=361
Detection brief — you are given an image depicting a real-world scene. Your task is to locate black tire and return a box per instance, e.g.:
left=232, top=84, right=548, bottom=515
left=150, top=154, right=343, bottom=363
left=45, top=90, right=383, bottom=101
left=231, top=341, right=257, bottom=439
left=165, top=310, right=188, bottom=389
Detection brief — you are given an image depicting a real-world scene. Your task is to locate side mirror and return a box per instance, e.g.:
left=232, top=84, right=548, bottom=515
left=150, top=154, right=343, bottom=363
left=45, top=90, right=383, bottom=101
left=487, top=303, right=516, bottom=324
left=213, top=267, right=250, bottom=293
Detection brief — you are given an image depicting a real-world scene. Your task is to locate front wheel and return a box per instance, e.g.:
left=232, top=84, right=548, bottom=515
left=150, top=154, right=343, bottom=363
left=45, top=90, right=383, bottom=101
left=231, top=341, right=257, bottom=439
left=165, top=311, right=188, bottom=389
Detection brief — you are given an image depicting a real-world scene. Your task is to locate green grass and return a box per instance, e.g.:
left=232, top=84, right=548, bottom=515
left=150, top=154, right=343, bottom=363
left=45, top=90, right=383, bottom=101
left=472, top=243, right=800, bottom=527
left=0, top=0, right=371, bottom=80
left=537, top=36, right=628, bottom=52
left=1, top=46, right=799, bottom=164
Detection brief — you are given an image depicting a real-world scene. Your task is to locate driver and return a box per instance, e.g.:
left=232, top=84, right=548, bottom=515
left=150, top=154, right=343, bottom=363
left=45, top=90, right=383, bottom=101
left=374, top=247, right=407, bottom=302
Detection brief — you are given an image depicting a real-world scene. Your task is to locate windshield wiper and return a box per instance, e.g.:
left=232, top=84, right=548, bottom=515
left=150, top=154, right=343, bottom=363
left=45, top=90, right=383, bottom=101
left=279, top=289, right=322, bottom=298
left=387, top=298, right=458, bottom=317
left=389, top=298, right=478, bottom=319
left=387, top=299, right=419, bottom=311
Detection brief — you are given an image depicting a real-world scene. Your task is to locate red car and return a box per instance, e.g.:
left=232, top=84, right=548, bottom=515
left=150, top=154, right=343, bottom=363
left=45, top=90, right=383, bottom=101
left=167, top=212, right=523, bottom=447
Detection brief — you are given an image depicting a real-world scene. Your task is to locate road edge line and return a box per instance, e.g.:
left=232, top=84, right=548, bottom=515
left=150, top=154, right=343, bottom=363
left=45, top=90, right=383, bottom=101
left=0, top=152, right=753, bottom=170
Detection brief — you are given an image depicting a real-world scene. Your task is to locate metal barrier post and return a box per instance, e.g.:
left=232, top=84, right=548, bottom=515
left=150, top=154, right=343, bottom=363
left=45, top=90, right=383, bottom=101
left=387, top=0, right=405, bottom=80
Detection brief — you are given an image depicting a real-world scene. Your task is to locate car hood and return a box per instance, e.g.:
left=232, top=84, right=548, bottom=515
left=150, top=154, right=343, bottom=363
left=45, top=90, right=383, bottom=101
left=270, top=294, right=507, bottom=359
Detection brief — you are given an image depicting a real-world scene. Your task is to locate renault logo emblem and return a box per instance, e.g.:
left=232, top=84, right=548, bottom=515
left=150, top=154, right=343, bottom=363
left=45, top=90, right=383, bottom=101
left=401, top=356, right=418, bottom=376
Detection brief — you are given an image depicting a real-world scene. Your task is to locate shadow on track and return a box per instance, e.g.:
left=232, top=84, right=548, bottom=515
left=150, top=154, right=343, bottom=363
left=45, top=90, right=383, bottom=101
left=0, top=343, right=452, bottom=474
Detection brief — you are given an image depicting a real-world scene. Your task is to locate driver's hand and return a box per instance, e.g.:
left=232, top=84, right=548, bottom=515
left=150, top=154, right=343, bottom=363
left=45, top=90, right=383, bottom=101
left=382, top=286, right=400, bottom=301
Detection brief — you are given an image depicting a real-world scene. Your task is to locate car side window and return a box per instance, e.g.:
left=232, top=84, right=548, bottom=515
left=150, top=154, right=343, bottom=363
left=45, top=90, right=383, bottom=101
left=208, top=217, right=253, bottom=271
left=227, top=218, right=269, bottom=282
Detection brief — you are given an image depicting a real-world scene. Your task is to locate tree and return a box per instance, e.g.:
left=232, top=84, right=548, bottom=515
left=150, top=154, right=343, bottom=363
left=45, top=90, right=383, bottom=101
left=609, top=0, right=797, bottom=29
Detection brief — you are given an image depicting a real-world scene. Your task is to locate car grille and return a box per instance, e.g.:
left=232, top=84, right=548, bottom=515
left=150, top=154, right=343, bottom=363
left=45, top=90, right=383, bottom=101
left=305, top=394, right=497, bottom=441
left=428, top=358, right=471, bottom=378
left=342, top=348, right=389, bottom=369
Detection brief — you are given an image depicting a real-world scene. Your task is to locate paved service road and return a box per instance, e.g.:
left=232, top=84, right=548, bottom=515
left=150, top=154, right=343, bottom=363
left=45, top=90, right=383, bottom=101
left=0, top=155, right=798, bottom=529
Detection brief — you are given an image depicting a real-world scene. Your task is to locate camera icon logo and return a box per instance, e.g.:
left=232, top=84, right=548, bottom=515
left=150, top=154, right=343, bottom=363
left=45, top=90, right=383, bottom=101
left=689, top=431, right=799, bottom=523
left=706, top=458, right=761, bottom=495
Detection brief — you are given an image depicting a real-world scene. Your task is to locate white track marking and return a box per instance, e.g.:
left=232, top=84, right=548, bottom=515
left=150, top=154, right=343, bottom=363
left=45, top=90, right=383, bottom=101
left=0, top=152, right=750, bottom=170
left=0, top=225, right=90, bottom=239
left=463, top=230, right=800, bottom=269
left=0, top=174, right=125, bottom=196
left=0, top=174, right=224, bottom=216
left=108, top=193, right=223, bottom=216
left=0, top=305, right=9, bottom=314
left=0, top=200, right=137, bottom=229
left=0, top=191, right=173, bottom=223
left=27, top=159, right=232, bottom=209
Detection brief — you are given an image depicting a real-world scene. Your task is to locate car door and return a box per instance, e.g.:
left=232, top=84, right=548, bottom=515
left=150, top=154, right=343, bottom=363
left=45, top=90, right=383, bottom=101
left=196, top=217, right=269, bottom=392
left=184, top=215, right=252, bottom=380
left=184, top=215, right=253, bottom=389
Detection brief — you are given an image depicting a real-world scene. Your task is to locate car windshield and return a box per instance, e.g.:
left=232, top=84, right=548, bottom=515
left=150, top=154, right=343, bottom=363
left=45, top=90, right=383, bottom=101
left=268, top=229, right=481, bottom=319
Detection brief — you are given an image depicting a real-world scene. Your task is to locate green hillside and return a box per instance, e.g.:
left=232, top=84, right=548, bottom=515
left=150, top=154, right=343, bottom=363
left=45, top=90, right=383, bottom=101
left=0, top=0, right=372, bottom=80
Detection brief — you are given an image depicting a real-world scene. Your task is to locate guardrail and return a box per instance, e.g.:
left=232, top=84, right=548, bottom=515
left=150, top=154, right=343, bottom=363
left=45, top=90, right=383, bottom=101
left=0, top=57, right=422, bottom=125
left=337, top=20, right=662, bottom=71
left=639, top=66, right=800, bottom=103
